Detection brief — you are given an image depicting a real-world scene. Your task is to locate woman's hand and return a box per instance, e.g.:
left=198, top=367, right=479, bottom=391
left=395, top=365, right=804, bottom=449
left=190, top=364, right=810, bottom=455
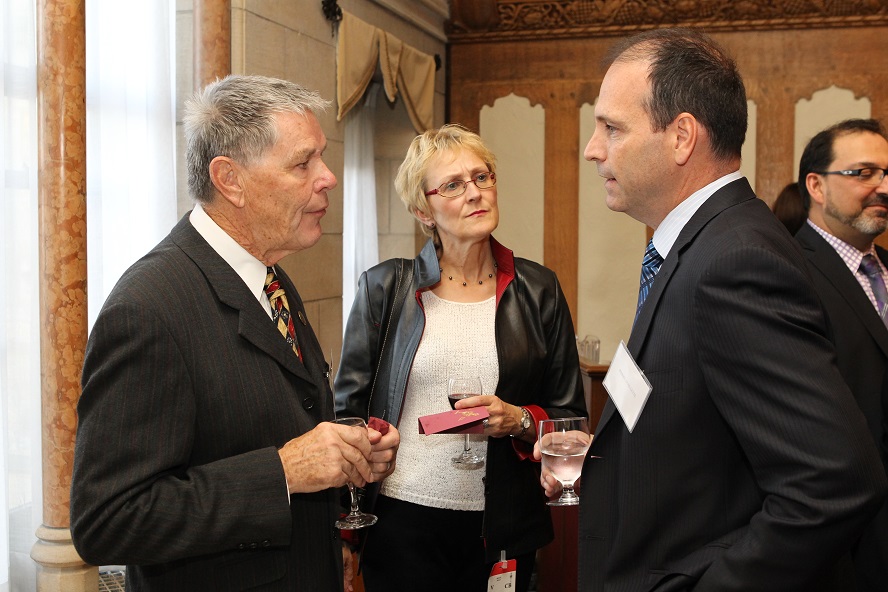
left=453, top=395, right=524, bottom=439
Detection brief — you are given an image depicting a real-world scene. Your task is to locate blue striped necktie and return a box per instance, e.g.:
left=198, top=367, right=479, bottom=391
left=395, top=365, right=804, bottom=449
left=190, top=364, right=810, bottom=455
left=635, top=239, right=664, bottom=321
left=859, top=254, right=888, bottom=325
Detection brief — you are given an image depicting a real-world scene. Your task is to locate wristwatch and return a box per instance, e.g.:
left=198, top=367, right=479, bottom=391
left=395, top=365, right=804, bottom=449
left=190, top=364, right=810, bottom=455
left=513, top=407, right=532, bottom=439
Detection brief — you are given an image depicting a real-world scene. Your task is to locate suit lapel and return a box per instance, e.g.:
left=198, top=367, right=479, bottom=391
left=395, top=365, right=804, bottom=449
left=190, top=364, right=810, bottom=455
left=274, top=266, right=335, bottom=419
left=594, top=179, right=757, bottom=440
left=170, top=215, right=316, bottom=384
left=797, top=224, right=888, bottom=358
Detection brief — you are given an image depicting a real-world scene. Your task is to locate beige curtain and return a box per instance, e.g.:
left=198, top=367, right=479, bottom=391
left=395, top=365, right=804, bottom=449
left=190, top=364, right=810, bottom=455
left=336, top=11, right=435, bottom=133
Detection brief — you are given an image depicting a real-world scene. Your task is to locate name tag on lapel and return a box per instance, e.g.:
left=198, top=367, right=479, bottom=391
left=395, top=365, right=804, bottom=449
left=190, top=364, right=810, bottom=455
left=602, top=341, right=652, bottom=432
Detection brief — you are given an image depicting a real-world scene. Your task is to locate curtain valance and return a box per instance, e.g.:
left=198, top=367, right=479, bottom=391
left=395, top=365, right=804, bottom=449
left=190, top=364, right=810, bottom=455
left=336, top=11, right=435, bottom=133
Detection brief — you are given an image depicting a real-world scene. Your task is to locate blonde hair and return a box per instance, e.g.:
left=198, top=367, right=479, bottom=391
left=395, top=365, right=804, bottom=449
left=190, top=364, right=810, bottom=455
left=394, top=124, right=497, bottom=240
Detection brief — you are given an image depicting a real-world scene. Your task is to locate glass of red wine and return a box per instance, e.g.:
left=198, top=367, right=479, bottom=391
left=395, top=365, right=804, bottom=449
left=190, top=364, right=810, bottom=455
left=448, top=376, right=485, bottom=469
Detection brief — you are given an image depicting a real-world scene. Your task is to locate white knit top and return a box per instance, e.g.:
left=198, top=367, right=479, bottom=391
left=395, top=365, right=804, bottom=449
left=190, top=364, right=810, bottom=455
left=380, top=291, right=500, bottom=511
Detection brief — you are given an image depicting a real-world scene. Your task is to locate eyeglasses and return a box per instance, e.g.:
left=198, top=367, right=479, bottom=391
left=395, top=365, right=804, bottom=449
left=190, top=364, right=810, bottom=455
left=814, top=167, right=887, bottom=187
left=424, top=172, right=497, bottom=198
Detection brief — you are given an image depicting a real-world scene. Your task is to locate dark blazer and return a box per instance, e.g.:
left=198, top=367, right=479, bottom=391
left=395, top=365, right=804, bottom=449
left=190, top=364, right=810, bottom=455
left=70, top=214, right=343, bottom=592
left=578, top=179, right=887, bottom=592
left=796, top=222, right=888, bottom=591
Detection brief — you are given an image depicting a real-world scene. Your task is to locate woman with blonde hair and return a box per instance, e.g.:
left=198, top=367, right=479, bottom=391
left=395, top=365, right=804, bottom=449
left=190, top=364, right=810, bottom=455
left=335, top=124, right=586, bottom=592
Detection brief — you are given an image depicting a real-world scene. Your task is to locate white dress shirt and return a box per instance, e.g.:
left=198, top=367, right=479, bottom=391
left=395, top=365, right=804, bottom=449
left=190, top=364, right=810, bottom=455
left=652, top=171, right=744, bottom=258
left=189, top=203, right=274, bottom=319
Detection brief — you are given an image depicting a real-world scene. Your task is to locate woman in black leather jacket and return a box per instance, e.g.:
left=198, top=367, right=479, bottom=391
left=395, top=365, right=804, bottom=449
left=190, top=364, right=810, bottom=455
left=335, top=124, right=586, bottom=592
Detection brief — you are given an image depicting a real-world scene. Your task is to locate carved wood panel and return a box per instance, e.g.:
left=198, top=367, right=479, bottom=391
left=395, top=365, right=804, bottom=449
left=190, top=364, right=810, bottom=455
left=449, top=19, right=888, bottom=309
left=450, top=0, right=888, bottom=39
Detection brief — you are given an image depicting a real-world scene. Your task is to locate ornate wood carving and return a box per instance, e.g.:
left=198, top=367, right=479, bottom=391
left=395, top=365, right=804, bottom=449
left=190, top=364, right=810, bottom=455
left=449, top=0, right=888, bottom=41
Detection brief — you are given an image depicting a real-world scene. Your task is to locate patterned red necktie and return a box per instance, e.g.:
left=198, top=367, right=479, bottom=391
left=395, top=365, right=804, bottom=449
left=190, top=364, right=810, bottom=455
left=264, top=266, right=302, bottom=361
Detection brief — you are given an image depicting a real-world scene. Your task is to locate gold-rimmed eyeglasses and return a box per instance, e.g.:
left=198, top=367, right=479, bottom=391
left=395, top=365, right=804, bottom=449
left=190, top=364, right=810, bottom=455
left=815, top=167, right=887, bottom=187
left=425, top=172, right=497, bottom=198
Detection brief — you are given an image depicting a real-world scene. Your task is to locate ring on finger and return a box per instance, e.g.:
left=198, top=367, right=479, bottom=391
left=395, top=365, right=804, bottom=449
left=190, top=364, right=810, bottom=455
left=482, top=418, right=489, bottom=429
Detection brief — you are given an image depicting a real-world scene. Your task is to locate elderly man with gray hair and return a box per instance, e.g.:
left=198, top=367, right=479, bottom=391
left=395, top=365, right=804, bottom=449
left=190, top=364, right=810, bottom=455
left=70, top=75, right=399, bottom=592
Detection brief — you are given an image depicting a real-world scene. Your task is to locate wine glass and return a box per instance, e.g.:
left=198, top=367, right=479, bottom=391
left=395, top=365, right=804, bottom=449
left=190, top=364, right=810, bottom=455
left=538, top=417, right=591, bottom=506
left=333, top=417, right=378, bottom=529
left=448, top=376, right=485, bottom=469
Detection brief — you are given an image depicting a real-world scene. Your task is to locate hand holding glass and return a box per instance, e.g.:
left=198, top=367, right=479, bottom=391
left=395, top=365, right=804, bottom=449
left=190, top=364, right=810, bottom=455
left=333, top=417, right=378, bottom=529
left=538, top=417, right=591, bottom=506
left=448, top=377, right=485, bottom=469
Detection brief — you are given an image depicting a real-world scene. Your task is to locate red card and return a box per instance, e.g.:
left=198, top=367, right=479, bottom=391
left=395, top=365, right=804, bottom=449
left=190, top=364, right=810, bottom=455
left=418, top=408, right=489, bottom=435
left=367, top=416, right=390, bottom=435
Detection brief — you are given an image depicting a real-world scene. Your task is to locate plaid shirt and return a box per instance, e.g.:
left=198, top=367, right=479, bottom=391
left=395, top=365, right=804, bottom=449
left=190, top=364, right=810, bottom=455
left=807, top=219, right=887, bottom=314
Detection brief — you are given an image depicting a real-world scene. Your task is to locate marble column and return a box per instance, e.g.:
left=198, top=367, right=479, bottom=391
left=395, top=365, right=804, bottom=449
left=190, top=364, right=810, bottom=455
left=30, top=0, right=95, bottom=590
left=194, top=0, right=231, bottom=90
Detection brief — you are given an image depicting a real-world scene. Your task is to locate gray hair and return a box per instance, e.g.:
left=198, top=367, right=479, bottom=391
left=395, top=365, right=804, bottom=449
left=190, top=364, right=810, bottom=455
left=183, top=74, right=331, bottom=203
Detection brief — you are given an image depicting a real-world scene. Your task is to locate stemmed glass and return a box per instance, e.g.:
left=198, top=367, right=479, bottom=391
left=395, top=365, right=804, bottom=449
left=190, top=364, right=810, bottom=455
left=333, top=417, right=378, bottom=529
left=538, top=417, right=591, bottom=506
left=448, top=376, right=485, bottom=469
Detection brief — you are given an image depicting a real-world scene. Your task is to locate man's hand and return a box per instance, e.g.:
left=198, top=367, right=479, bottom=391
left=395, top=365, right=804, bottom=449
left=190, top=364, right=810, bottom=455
left=367, top=420, right=399, bottom=481
left=278, top=422, right=373, bottom=494
left=533, top=439, right=563, bottom=499
left=342, top=544, right=356, bottom=592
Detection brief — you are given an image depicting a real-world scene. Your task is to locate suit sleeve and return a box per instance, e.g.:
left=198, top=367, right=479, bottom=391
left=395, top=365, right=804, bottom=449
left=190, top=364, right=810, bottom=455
left=692, top=243, right=887, bottom=588
left=70, top=298, right=293, bottom=567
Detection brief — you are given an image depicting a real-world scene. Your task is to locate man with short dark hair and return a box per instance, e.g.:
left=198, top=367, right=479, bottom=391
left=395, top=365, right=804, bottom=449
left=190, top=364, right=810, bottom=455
left=796, top=118, right=888, bottom=591
left=70, top=75, right=400, bottom=592
left=547, top=28, right=887, bottom=591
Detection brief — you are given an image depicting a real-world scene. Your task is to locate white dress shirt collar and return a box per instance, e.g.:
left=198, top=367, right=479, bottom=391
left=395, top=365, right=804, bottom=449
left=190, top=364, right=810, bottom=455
left=653, top=171, right=744, bottom=259
left=189, top=203, right=272, bottom=316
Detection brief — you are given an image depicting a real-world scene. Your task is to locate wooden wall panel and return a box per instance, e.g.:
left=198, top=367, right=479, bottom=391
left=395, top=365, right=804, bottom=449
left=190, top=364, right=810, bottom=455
left=448, top=5, right=888, bottom=308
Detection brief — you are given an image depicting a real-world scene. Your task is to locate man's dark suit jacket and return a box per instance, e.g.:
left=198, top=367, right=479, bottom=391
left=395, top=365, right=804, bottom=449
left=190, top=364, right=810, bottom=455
left=578, top=179, right=887, bottom=592
left=70, top=214, right=343, bottom=591
left=796, top=222, right=888, bottom=592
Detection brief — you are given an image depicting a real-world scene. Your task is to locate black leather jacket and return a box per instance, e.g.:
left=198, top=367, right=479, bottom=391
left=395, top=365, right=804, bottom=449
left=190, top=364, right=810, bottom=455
left=335, top=237, right=586, bottom=561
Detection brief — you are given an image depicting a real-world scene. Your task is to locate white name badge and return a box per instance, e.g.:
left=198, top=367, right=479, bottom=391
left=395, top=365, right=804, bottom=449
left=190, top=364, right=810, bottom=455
left=602, top=341, right=652, bottom=432
left=488, top=556, right=516, bottom=591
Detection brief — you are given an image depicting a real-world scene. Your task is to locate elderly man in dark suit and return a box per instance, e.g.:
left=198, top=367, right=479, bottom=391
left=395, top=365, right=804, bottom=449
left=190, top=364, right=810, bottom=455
left=70, top=75, right=400, bottom=592
left=796, top=118, right=888, bottom=591
left=538, top=29, right=886, bottom=591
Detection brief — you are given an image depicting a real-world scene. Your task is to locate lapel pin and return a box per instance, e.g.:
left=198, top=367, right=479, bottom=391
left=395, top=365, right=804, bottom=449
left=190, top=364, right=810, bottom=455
left=297, top=311, right=307, bottom=326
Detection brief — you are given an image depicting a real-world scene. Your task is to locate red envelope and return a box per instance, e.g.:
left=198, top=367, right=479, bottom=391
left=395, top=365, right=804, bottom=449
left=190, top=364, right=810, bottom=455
left=367, top=416, right=390, bottom=436
left=418, top=408, right=490, bottom=434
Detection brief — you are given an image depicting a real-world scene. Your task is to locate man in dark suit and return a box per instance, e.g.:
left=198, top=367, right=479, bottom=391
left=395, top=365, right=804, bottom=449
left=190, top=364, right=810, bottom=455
left=540, top=29, right=887, bottom=591
left=70, top=75, right=400, bottom=592
left=796, top=118, right=888, bottom=591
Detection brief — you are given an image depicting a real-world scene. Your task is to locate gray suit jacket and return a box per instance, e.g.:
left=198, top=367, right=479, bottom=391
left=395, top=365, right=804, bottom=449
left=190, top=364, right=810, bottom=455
left=71, top=214, right=343, bottom=591
left=796, top=222, right=888, bottom=591
left=578, top=179, right=887, bottom=592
